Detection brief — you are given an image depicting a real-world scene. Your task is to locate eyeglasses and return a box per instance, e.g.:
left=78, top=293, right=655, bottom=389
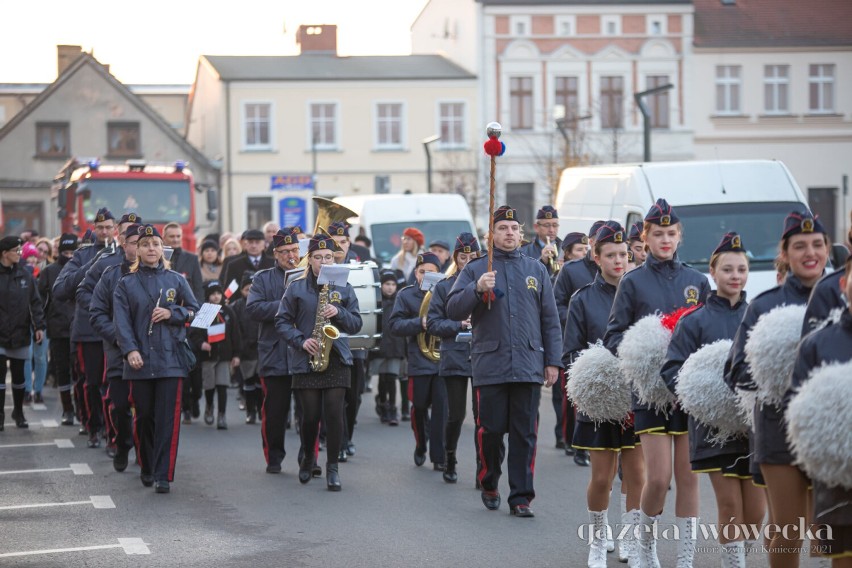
left=537, top=223, right=559, bottom=230
left=311, top=254, right=334, bottom=262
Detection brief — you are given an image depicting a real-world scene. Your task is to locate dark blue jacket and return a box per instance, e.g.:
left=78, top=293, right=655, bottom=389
left=0, top=262, right=45, bottom=349
left=275, top=272, right=362, bottom=375
left=662, top=292, right=749, bottom=462
left=245, top=265, right=291, bottom=377
left=724, top=274, right=813, bottom=466
left=802, top=268, right=846, bottom=336
left=38, top=258, right=74, bottom=339
left=446, top=248, right=563, bottom=386
left=789, top=309, right=852, bottom=526
left=389, top=284, right=440, bottom=376
left=427, top=274, right=472, bottom=377
left=230, top=297, right=259, bottom=360
left=77, top=247, right=126, bottom=344
left=520, top=236, right=562, bottom=278
left=376, top=295, right=405, bottom=359
left=562, top=274, right=617, bottom=424
left=554, top=253, right=598, bottom=328
left=113, top=263, right=200, bottom=380
left=90, top=261, right=133, bottom=379
left=54, top=243, right=108, bottom=343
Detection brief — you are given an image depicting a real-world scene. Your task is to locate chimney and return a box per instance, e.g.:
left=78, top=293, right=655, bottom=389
left=296, top=25, right=338, bottom=55
left=57, top=45, right=83, bottom=77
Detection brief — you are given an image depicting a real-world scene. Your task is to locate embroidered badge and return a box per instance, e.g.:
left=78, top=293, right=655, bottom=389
left=660, top=214, right=671, bottom=227
left=731, top=235, right=742, bottom=249
left=462, top=246, right=471, bottom=253
left=506, top=210, right=514, bottom=219
left=166, top=288, right=176, bottom=303
left=128, top=213, right=137, bottom=222
left=802, top=218, right=814, bottom=233
left=581, top=236, right=589, bottom=245
left=544, top=212, right=553, bottom=219
left=329, top=291, right=342, bottom=304
left=526, top=276, right=538, bottom=291
left=614, top=231, right=623, bottom=243
left=145, top=226, right=154, bottom=236
left=319, top=240, right=327, bottom=249
left=684, top=285, right=699, bottom=305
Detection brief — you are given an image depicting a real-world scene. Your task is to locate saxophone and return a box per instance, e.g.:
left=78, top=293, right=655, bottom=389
left=309, top=284, right=340, bottom=372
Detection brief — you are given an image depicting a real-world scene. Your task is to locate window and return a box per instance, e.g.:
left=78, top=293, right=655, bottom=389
left=555, top=15, right=576, bottom=37
left=510, top=77, right=534, bottom=130
left=715, top=65, right=741, bottom=114
left=809, top=64, right=835, bottom=113
left=647, top=15, right=666, bottom=35
left=309, top=102, right=337, bottom=149
left=107, top=122, right=140, bottom=158
left=243, top=102, right=272, bottom=149
left=36, top=122, right=70, bottom=158
left=600, top=76, right=624, bottom=129
left=647, top=75, right=670, bottom=129
left=764, top=65, right=789, bottom=114
left=439, top=102, right=465, bottom=147
left=602, top=15, right=621, bottom=36
left=554, top=76, right=579, bottom=118
left=375, top=103, right=404, bottom=149
left=246, top=197, right=273, bottom=232
left=510, top=15, right=531, bottom=36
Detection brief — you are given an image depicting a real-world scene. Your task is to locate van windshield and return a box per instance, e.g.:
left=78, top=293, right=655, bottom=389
left=675, top=201, right=803, bottom=270
left=371, top=221, right=476, bottom=265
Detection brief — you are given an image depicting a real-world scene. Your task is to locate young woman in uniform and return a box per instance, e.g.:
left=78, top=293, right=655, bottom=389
left=604, top=199, right=711, bottom=568
left=726, top=211, right=829, bottom=567
left=662, top=232, right=765, bottom=568
left=113, top=225, right=200, bottom=494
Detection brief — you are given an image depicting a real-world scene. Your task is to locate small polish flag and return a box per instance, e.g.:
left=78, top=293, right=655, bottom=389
left=208, top=323, right=226, bottom=344
left=223, top=279, right=239, bottom=299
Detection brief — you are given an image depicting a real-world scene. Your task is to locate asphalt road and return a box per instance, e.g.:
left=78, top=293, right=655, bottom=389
left=0, top=380, right=808, bottom=567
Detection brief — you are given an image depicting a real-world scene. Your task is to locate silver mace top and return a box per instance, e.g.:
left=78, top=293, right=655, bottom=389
left=486, top=122, right=502, bottom=139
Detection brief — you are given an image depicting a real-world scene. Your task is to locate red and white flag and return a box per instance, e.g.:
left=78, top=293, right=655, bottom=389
left=223, top=279, right=239, bottom=299
left=208, top=323, right=226, bottom=343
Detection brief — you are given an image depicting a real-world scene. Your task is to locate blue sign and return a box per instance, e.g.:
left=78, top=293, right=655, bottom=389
left=271, top=175, right=314, bottom=191
left=279, top=197, right=307, bottom=231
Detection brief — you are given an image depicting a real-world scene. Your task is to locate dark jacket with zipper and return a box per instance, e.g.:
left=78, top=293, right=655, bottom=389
left=553, top=253, right=598, bottom=328
left=54, top=242, right=109, bottom=343
left=89, top=261, right=133, bottom=379
left=0, top=261, right=46, bottom=349
left=245, top=265, right=291, bottom=377
left=802, top=268, right=846, bottom=336
left=427, top=273, right=472, bottom=377
left=37, top=257, right=74, bottom=339
left=389, top=284, right=440, bottom=377
left=375, top=294, right=406, bottom=359
left=230, top=296, right=259, bottom=361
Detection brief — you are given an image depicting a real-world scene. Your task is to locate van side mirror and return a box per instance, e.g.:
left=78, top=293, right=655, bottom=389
left=206, top=187, right=218, bottom=222
left=829, top=243, right=849, bottom=269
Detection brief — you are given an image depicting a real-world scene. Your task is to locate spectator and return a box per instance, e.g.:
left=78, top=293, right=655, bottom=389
left=222, top=238, right=242, bottom=261
left=390, top=227, right=423, bottom=281
left=199, top=240, right=223, bottom=282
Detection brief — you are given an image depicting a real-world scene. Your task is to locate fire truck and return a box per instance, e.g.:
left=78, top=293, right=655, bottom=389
left=51, top=158, right=216, bottom=252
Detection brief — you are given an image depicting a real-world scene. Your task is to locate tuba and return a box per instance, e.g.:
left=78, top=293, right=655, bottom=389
left=309, top=282, right=340, bottom=372
left=417, top=263, right=456, bottom=362
left=297, top=197, right=358, bottom=269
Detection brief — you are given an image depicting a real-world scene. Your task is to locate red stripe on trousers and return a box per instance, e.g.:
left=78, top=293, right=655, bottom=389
left=101, top=353, right=114, bottom=443
left=475, top=387, right=488, bottom=485
left=407, top=376, right=421, bottom=449
left=259, top=377, right=270, bottom=465
left=129, top=382, right=143, bottom=470
left=167, top=378, right=183, bottom=481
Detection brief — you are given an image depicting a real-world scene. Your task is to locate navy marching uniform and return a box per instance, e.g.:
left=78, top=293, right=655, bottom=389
left=426, top=232, right=482, bottom=484
left=447, top=205, right=562, bottom=516
left=518, top=205, right=563, bottom=280
left=802, top=267, right=847, bottom=335
left=389, top=252, right=448, bottom=470
left=113, top=225, right=199, bottom=493
left=245, top=227, right=301, bottom=474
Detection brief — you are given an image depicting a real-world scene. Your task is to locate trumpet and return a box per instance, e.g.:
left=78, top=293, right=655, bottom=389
left=545, top=236, right=560, bottom=274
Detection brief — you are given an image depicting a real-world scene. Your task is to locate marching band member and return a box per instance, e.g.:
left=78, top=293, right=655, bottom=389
left=604, top=199, right=711, bottom=568
left=563, top=221, right=644, bottom=566
left=389, top=252, right=448, bottom=471
left=519, top=205, right=562, bottom=278
left=246, top=226, right=302, bottom=474
left=113, top=225, right=199, bottom=494
left=561, top=232, right=589, bottom=264
left=726, top=211, right=829, bottom=567
left=446, top=205, right=562, bottom=517
left=275, top=233, right=362, bottom=491
left=426, top=232, right=481, bottom=484
left=628, top=222, right=647, bottom=266
left=662, top=232, right=764, bottom=568
left=802, top=212, right=850, bottom=335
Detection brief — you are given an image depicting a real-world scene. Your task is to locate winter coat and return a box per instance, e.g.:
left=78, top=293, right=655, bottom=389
left=188, top=304, right=241, bottom=363
left=0, top=262, right=46, bottom=349
left=389, top=284, right=440, bottom=376
left=553, top=253, right=598, bottom=328
left=375, top=295, right=406, bottom=359
left=89, top=261, right=133, bottom=379
left=230, top=297, right=259, bottom=360
left=37, top=258, right=74, bottom=339
left=427, top=273, right=472, bottom=377
left=245, top=265, right=291, bottom=377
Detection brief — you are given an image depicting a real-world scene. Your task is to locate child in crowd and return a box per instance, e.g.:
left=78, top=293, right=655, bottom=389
left=229, top=271, right=262, bottom=424
left=370, top=270, right=406, bottom=425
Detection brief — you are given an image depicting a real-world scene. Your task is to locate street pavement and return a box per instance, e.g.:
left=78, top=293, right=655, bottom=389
left=1, top=380, right=816, bottom=567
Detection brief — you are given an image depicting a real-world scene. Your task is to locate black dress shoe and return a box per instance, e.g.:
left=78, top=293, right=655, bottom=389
left=443, top=468, right=458, bottom=483
left=298, top=460, right=311, bottom=484
left=564, top=446, right=576, bottom=456
left=481, top=490, right=501, bottom=511
left=266, top=463, right=282, bottom=474
left=345, top=441, right=355, bottom=456
left=140, top=474, right=155, bottom=487
left=113, top=448, right=129, bottom=472
left=433, top=463, right=445, bottom=472
left=555, top=438, right=566, bottom=449
left=326, top=464, right=341, bottom=491
left=510, top=504, right=535, bottom=518
left=87, top=432, right=100, bottom=448
left=61, top=411, right=75, bottom=426
left=312, top=464, right=322, bottom=478
left=191, top=400, right=200, bottom=419
left=12, top=410, right=28, bottom=428
left=79, top=426, right=88, bottom=436
left=337, top=449, right=348, bottom=463
left=154, top=481, right=170, bottom=493
left=34, top=392, right=45, bottom=404
left=413, top=448, right=426, bottom=467
left=574, top=449, right=591, bottom=467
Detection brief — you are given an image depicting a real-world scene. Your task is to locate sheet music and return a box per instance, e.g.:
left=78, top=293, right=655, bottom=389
left=317, top=264, right=350, bottom=286
left=298, top=239, right=310, bottom=257
left=190, top=303, right=223, bottom=329
left=420, top=271, right=445, bottom=292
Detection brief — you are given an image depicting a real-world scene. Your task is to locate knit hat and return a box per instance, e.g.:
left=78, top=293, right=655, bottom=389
left=403, top=227, right=425, bottom=247
left=21, top=242, right=39, bottom=260
left=200, top=240, right=219, bottom=253
left=58, top=233, right=79, bottom=253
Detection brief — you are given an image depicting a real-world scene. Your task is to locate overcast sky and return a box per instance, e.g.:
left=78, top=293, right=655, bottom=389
left=2, top=0, right=428, bottom=84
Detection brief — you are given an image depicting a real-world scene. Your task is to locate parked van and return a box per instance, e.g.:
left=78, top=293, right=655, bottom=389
left=333, top=194, right=477, bottom=267
left=554, top=160, right=812, bottom=296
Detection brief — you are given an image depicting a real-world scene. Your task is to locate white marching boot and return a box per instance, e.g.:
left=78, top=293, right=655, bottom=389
left=621, top=509, right=640, bottom=566
left=604, top=509, right=616, bottom=552
left=637, top=511, right=661, bottom=568
left=588, top=510, right=609, bottom=568
left=675, top=516, right=698, bottom=568
left=720, top=541, right=746, bottom=568
left=617, top=493, right=629, bottom=561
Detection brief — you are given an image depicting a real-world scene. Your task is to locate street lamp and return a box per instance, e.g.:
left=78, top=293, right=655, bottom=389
left=422, top=134, right=441, bottom=194
left=634, top=83, right=673, bottom=162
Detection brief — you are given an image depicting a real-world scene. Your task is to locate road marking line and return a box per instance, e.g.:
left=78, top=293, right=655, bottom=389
left=32, top=403, right=48, bottom=411
left=0, top=439, right=74, bottom=449
left=41, top=419, right=60, bottom=428
left=0, top=538, right=150, bottom=558
left=0, top=463, right=92, bottom=476
left=90, top=496, right=116, bottom=509
left=0, top=495, right=114, bottom=511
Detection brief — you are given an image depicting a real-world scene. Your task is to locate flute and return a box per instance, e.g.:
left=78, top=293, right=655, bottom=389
left=148, top=288, right=163, bottom=336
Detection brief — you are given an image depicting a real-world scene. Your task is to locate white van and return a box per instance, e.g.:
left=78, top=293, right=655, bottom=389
left=554, top=159, right=811, bottom=296
left=333, top=194, right=477, bottom=267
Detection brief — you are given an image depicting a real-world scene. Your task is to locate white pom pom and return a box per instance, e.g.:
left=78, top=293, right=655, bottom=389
left=617, top=314, right=677, bottom=412
left=567, top=343, right=632, bottom=424
left=787, top=360, right=852, bottom=489
left=676, top=339, right=749, bottom=443
left=744, top=304, right=807, bottom=406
